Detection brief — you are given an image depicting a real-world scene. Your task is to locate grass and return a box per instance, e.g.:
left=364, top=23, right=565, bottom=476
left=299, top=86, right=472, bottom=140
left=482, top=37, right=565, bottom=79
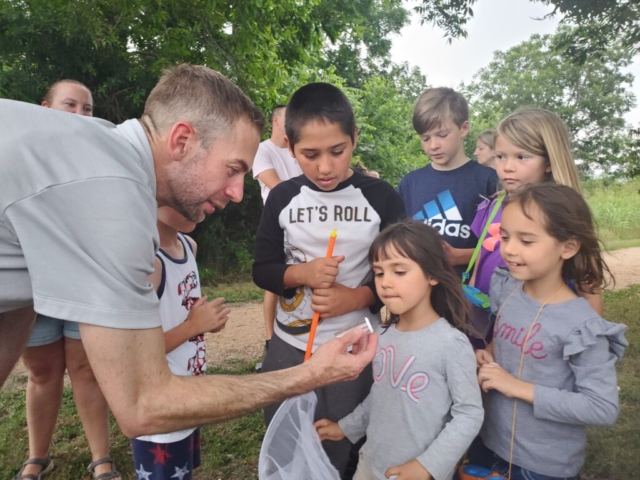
left=583, top=286, right=640, bottom=479
left=583, top=179, right=640, bottom=245
left=0, top=357, right=265, bottom=480
left=1, top=287, right=638, bottom=479
left=202, top=281, right=263, bottom=304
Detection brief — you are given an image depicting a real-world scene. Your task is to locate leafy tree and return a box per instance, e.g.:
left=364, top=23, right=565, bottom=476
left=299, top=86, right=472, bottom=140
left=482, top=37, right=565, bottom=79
left=0, top=0, right=441, bottom=277
left=317, top=0, right=410, bottom=88
left=349, top=65, right=427, bottom=185
left=538, top=0, right=640, bottom=64
left=462, top=28, right=636, bottom=174
left=0, top=0, right=340, bottom=121
left=415, top=0, right=640, bottom=62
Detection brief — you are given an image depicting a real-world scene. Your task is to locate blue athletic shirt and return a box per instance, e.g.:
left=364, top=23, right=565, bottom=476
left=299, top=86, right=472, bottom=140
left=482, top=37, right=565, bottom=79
left=398, top=161, right=498, bottom=253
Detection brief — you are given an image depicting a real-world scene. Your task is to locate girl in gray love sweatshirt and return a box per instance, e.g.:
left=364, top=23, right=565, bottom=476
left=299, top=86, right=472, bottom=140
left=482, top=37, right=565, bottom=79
left=315, top=220, right=484, bottom=480
left=474, top=184, right=628, bottom=479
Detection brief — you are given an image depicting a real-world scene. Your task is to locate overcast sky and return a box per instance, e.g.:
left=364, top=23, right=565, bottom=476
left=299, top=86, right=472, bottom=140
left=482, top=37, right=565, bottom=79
left=390, top=0, right=640, bottom=124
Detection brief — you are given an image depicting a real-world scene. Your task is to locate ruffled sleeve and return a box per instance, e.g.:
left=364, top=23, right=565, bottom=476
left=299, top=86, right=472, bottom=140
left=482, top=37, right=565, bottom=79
left=488, top=267, right=515, bottom=315
left=533, top=315, right=628, bottom=426
left=563, top=317, right=628, bottom=362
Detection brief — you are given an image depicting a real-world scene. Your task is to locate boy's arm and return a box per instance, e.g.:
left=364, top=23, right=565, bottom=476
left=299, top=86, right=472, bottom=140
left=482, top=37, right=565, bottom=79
left=311, top=284, right=375, bottom=319
left=256, top=169, right=282, bottom=190
left=164, top=297, right=230, bottom=353
left=252, top=192, right=292, bottom=296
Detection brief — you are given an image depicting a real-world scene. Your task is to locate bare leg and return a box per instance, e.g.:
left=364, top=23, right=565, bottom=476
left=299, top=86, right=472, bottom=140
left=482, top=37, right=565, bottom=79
left=65, top=338, right=115, bottom=477
left=0, top=306, right=35, bottom=388
left=21, top=339, right=66, bottom=476
left=263, top=291, right=278, bottom=340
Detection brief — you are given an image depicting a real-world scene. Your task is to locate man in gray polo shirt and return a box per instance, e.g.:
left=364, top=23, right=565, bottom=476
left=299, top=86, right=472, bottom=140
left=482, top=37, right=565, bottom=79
left=0, top=64, right=376, bottom=437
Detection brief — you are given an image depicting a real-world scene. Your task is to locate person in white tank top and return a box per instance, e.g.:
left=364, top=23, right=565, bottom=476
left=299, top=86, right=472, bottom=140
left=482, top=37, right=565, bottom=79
left=130, top=206, right=230, bottom=479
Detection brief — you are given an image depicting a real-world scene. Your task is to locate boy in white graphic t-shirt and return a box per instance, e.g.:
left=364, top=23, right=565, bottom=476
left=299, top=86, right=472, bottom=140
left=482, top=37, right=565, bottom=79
left=130, top=207, right=230, bottom=480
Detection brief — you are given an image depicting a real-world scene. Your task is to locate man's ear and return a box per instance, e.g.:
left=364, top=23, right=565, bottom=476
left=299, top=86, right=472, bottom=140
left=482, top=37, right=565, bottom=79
left=352, top=126, right=359, bottom=150
left=167, top=121, right=198, bottom=162
left=561, top=238, right=581, bottom=260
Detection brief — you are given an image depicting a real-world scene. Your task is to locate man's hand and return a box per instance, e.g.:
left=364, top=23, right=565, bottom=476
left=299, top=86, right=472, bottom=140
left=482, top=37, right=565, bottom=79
left=475, top=349, right=495, bottom=368
left=314, top=418, right=345, bottom=441
left=187, top=296, right=231, bottom=334
left=299, top=256, right=345, bottom=289
left=312, top=283, right=371, bottom=318
left=385, top=459, right=431, bottom=480
left=306, top=326, right=377, bottom=386
left=477, top=363, right=534, bottom=403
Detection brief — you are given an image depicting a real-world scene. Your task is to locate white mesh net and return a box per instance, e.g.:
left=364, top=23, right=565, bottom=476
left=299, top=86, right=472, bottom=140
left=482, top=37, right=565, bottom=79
left=258, top=391, right=340, bottom=480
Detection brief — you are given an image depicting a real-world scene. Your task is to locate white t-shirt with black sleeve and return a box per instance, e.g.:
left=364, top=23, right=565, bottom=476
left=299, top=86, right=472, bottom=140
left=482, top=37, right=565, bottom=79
left=0, top=99, right=160, bottom=329
left=252, top=171, right=406, bottom=352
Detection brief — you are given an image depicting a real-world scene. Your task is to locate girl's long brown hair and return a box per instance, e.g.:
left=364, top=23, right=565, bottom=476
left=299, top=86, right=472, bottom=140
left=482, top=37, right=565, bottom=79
left=368, top=220, right=474, bottom=334
left=506, top=183, right=613, bottom=292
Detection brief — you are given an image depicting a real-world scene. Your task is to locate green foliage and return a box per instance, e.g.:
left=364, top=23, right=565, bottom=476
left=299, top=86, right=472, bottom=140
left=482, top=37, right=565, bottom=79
left=415, top=0, right=640, bottom=63
left=463, top=27, right=636, bottom=175
left=582, top=178, right=640, bottom=244
left=317, top=0, right=410, bottom=88
left=585, top=286, right=640, bottom=479
left=349, top=67, right=428, bottom=186
left=0, top=0, right=394, bottom=122
left=415, top=0, right=478, bottom=41
left=539, top=0, right=640, bottom=64
left=202, top=282, right=264, bottom=303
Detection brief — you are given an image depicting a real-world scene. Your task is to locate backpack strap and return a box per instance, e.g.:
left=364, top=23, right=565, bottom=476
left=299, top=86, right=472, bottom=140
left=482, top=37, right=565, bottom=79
left=462, top=193, right=505, bottom=284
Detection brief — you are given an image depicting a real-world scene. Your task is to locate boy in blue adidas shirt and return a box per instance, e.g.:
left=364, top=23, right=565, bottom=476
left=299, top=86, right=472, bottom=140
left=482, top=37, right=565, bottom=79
left=398, top=87, right=498, bottom=271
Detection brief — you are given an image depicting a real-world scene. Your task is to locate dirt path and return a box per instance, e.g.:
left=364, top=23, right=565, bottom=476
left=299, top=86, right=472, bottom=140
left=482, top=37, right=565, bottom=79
left=4, top=247, right=639, bottom=390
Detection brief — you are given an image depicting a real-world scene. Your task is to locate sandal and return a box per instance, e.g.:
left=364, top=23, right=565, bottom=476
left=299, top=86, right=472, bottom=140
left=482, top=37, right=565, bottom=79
left=12, top=457, right=54, bottom=480
left=88, top=457, right=122, bottom=480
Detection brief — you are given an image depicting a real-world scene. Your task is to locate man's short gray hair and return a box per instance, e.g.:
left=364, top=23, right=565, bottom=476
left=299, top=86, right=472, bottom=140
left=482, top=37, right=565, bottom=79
left=142, top=64, right=265, bottom=148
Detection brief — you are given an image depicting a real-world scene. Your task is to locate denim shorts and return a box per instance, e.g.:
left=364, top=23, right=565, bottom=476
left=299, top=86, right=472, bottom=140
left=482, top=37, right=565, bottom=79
left=26, top=314, right=81, bottom=347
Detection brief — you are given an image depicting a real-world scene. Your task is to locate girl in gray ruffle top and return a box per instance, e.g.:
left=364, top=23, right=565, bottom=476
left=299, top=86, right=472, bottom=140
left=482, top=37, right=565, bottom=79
left=473, top=183, right=628, bottom=480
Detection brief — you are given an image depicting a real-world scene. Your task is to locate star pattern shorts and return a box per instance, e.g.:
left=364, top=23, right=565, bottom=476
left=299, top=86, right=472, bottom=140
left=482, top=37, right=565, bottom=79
left=130, top=428, right=201, bottom=480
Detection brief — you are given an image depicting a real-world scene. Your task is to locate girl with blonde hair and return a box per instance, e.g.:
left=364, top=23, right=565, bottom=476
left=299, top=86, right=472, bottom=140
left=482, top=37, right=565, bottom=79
left=467, top=108, right=600, bottom=346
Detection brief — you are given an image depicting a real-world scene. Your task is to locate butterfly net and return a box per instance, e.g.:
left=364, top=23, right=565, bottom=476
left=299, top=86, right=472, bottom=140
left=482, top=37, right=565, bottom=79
left=258, top=391, right=340, bottom=480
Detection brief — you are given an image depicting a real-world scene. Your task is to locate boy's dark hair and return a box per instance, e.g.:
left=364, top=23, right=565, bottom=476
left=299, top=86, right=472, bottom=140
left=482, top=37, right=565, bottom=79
left=368, top=220, right=474, bottom=335
left=505, top=183, right=613, bottom=292
left=412, top=87, right=468, bottom=134
left=285, top=83, right=355, bottom=151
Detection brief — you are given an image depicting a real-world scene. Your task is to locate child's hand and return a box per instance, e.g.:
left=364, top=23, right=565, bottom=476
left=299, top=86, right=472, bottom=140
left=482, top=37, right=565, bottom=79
left=385, top=459, right=431, bottom=479
left=311, top=283, right=357, bottom=318
left=302, top=256, right=345, bottom=289
left=475, top=349, right=495, bottom=368
left=477, top=363, right=534, bottom=402
left=187, top=296, right=231, bottom=335
left=313, top=419, right=345, bottom=441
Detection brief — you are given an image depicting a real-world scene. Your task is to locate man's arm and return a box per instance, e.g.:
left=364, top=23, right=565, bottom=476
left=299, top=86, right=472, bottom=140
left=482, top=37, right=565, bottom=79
left=80, top=322, right=377, bottom=438
left=257, top=169, right=282, bottom=190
